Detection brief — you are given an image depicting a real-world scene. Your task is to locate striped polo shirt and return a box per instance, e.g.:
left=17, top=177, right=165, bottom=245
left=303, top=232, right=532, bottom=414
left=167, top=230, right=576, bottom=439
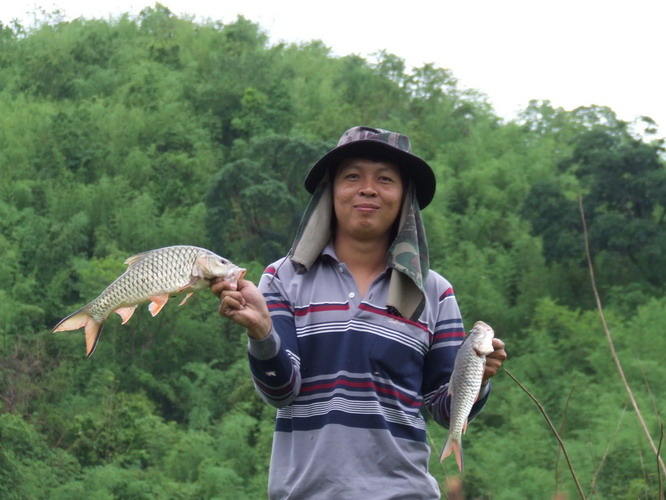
left=248, top=243, right=490, bottom=499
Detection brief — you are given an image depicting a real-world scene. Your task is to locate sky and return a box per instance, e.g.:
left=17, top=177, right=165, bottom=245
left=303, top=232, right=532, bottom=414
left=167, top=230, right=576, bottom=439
left=3, top=0, right=665, bottom=136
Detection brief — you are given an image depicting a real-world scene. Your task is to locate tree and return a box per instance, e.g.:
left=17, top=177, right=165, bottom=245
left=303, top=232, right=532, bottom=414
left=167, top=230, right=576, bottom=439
left=524, top=112, right=666, bottom=290
left=205, top=134, right=326, bottom=263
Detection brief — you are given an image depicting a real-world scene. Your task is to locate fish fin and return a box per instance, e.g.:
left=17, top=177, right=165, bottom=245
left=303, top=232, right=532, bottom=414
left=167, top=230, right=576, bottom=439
left=176, top=276, right=199, bottom=293
left=52, top=308, right=91, bottom=333
left=148, top=294, right=169, bottom=317
left=454, top=439, right=464, bottom=474
left=114, top=305, right=138, bottom=325
left=124, top=252, right=149, bottom=267
left=192, top=256, right=207, bottom=279
left=84, top=319, right=105, bottom=358
left=463, top=420, right=468, bottom=434
left=439, top=436, right=452, bottom=462
left=440, top=435, right=464, bottom=474
left=178, top=292, right=194, bottom=306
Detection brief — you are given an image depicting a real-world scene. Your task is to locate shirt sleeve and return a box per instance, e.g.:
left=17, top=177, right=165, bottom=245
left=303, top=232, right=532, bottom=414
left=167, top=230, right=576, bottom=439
left=422, top=284, right=490, bottom=427
left=247, top=263, right=301, bottom=408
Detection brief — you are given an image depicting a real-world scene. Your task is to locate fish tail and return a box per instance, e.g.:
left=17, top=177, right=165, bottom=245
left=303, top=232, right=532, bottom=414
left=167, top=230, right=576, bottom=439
left=439, top=435, right=464, bottom=474
left=52, top=307, right=105, bottom=358
left=439, top=435, right=453, bottom=462
left=83, top=319, right=105, bottom=358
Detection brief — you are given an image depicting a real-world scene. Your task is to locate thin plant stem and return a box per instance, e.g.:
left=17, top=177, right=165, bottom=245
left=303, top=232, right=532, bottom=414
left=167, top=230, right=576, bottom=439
left=578, top=194, right=666, bottom=479
left=658, top=424, right=664, bottom=500
left=504, top=368, right=585, bottom=500
left=555, top=385, right=576, bottom=498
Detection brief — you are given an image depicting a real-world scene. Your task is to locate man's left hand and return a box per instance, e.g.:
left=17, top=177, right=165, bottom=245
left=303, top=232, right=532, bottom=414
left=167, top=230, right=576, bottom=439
left=482, top=338, right=507, bottom=385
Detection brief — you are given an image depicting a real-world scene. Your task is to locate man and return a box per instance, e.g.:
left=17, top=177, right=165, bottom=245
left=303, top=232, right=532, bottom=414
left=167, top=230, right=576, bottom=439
left=212, top=126, right=507, bottom=499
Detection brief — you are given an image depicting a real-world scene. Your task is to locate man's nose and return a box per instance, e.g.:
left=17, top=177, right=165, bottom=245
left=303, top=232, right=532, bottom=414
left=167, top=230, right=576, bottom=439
left=359, top=178, right=377, bottom=196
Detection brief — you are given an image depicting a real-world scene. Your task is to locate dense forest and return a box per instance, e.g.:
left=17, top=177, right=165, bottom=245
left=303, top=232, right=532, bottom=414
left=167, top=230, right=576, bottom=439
left=1, top=5, right=665, bottom=499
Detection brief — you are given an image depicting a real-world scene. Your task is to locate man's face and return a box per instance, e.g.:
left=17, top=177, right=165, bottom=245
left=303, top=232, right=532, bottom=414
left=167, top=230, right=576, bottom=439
left=332, top=157, right=404, bottom=242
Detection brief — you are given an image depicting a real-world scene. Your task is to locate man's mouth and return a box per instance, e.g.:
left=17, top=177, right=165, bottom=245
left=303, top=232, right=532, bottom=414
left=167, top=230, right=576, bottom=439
left=354, top=203, right=379, bottom=211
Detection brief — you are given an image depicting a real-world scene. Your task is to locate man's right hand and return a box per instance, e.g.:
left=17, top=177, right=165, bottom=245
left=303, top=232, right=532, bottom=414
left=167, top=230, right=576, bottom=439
left=211, top=278, right=272, bottom=340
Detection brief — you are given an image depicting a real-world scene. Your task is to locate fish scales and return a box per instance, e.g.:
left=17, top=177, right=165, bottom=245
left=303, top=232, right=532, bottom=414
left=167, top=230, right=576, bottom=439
left=89, top=249, right=192, bottom=321
left=439, top=320, right=494, bottom=474
left=53, top=245, right=245, bottom=357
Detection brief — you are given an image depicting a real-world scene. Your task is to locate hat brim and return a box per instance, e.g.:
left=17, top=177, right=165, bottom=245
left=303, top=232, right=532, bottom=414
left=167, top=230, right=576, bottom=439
left=304, top=141, right=436, bottom=208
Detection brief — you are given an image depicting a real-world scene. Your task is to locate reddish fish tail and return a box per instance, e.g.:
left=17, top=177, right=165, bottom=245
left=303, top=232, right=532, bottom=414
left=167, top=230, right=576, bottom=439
left=439, top=435, right=464, bottom=474
left=52, top=308, right=105, bottom=358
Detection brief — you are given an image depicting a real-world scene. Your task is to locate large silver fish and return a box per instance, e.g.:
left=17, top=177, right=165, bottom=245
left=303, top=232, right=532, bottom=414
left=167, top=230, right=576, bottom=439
left=439, top=320, right=495, bottom=473
left=53, top=245, right=245, bottom=358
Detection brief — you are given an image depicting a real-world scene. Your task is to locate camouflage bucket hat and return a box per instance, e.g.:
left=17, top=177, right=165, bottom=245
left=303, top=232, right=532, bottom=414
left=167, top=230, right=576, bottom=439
left=304, top=126, right=437, bottom=208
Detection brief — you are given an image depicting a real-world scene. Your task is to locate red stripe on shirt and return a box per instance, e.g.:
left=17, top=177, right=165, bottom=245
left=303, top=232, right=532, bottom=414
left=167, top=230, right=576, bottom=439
left=294, top=304, right=350, bottom=316
left=301, top=379, right=421, bottom=407
left=358, top=303, right=429, bottom=333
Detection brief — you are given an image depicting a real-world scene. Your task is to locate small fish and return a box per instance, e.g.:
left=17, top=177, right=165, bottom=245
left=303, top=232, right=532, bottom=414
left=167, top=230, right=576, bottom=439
left=439, top=320, right=495, bottom=473
left=53, top=245, right=246, bottom=358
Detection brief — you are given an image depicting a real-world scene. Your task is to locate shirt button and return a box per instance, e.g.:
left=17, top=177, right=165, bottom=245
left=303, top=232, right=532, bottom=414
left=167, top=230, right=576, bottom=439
left=338, top=266, right=344, bottom=273
left=348, top=292, right=355, bottom=299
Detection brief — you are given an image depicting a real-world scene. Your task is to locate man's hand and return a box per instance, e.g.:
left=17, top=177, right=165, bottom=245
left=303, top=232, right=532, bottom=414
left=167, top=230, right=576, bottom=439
left=211, top=278, right=272, bottom=340
left=482, top=338, right=507, bottom=385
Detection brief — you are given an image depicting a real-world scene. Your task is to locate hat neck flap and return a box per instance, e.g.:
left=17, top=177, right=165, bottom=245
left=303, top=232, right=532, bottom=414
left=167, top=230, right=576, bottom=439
left=386, top=184, right=429, bottom=321
left=289, top=178, right=332, bottom=272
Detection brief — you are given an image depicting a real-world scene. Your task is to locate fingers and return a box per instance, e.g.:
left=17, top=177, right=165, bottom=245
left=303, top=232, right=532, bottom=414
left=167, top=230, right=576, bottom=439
left=485, top=357, right=503, bottom=374
left=492, top=337, right=506, bottom=352
left=210, top=277, right=239, bottom=297
left=483, top=337, right=507, bottom=384
left=218, top=290, right=246, bottom=315
left=223, top=291, right=246, bottom=308
left=489, top=337, right=507, bottom=361
left=216, top=285, right=273, bottom=340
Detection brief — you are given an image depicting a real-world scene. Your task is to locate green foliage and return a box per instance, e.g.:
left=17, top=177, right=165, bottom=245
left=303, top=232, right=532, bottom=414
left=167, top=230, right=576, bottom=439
left=523, top=108, right=666, bottom=293
left=0, top=8, right=663, bottom=499
left=0, top=413, right=79, bottom=499
left=205, top=133, right=327, bottom=263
